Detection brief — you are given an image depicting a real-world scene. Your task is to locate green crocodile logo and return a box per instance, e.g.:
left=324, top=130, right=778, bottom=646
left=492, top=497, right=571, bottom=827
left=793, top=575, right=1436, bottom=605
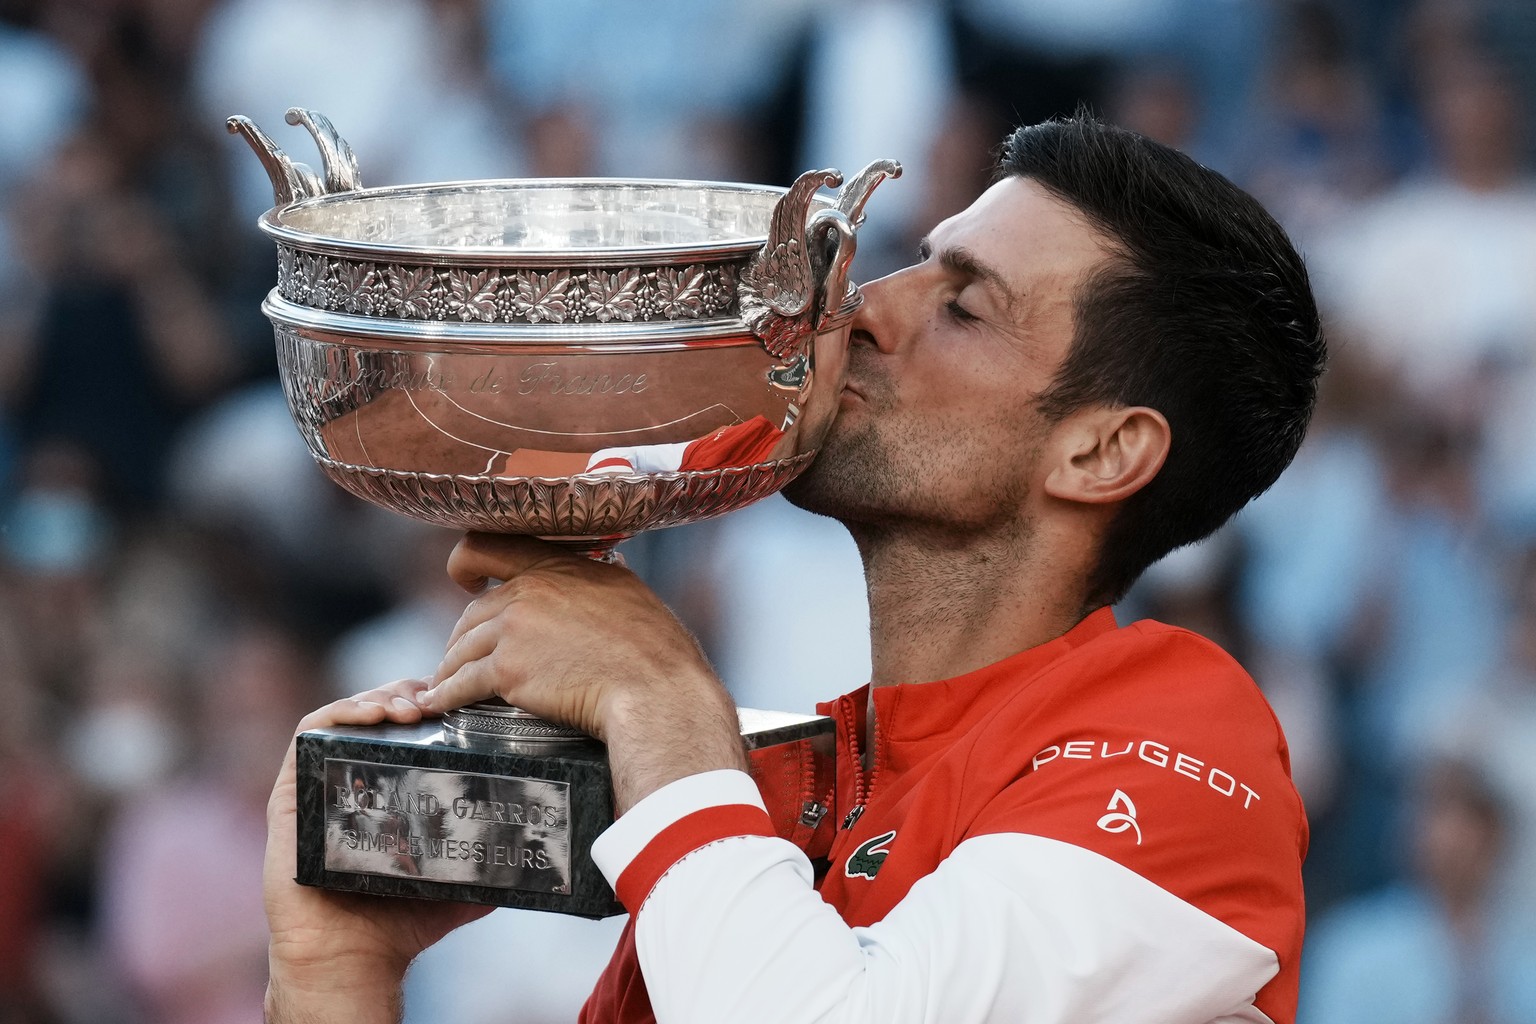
left=844, top=829, right=897, bottom=880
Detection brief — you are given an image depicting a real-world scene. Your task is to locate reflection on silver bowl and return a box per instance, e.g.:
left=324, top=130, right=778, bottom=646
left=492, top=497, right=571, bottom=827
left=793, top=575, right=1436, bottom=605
left=230, top=108, right=900, bottom=547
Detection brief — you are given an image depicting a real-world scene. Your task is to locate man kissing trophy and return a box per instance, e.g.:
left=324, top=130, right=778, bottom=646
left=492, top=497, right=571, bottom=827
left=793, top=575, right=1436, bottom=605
left=228, top=108, right=898, bottom=917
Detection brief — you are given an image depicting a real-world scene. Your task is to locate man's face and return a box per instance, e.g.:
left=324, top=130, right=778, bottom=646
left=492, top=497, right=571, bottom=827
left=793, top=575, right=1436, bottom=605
left=787, top=176, right=1115, bottom=535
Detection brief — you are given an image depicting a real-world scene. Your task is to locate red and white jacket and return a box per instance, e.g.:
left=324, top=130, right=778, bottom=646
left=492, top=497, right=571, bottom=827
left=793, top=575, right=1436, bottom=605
left=581, top=608, right=1308, bottom=1023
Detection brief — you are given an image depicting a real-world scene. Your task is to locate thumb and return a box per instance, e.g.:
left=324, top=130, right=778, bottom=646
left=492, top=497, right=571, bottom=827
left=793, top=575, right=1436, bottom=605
left=447, top=533, right=573, bottom=593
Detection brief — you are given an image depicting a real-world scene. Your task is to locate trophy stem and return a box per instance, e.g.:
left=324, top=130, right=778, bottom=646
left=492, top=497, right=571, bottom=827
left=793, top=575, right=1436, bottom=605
left=441, top=697, right=592, bottom=749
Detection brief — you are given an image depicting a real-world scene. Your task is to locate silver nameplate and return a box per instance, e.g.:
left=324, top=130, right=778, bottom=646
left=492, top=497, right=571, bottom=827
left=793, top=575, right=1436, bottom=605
left=323, top=758, right=572, bottom=894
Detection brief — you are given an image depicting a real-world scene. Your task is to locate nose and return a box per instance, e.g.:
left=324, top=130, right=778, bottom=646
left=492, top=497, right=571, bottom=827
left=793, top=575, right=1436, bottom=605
left=849, top=266, right=911, bottom=355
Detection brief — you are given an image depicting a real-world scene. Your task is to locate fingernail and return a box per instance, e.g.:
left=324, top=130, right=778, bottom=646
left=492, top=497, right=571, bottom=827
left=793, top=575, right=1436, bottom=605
left=418, top=688, right=436, bottom=707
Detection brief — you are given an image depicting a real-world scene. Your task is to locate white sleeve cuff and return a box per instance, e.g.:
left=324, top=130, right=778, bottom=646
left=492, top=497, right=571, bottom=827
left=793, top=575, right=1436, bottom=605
left=590, top=768, right=766, bottom=886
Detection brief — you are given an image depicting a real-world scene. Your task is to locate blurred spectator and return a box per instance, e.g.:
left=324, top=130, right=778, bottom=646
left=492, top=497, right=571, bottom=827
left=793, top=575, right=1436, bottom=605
left=0, top=17, right=87, bottom=453
left=1476, top=364, right=1536, bottom=538
left=484, top=0, right=811, bottom=182
left=99, top=622, right=317, bottom=1024
left=166, top=383, right=345, bottom=577
left=0, top=18, right=86, bottom=195
left=1233, top=362, right=1394, bottom=905
left=1353, top=413, right=1504, bottom=769
left=1478, top=0, right=1536, bottom=162
left=1433, top=544, right=1536, bottom=917
left=1300, top=760, right=1536, bottom=1024
left=8, top=128, right=234, bottom=508
left=1, top=442, right=115, bottom=691
left=63, top=640, right=185, bottom=800
left=1235, top=365, right=1388, bottom=669
left=193, top=0, right=523, bottom=223
left=1312, top=52, right=1536, bottom=410
left=1238, top=1, right=1393, bottom=247
left=0, top=584, right=62, bottom=1018
left=954, top=0, right=1272, bottom=169
left=0, top=9, right=87, bottom=341
left=1105, top=59, right=1201, bottom=153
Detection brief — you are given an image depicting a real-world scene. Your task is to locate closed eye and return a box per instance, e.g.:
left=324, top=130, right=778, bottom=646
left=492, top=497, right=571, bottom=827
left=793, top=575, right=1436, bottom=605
left=946, top=299, right=978, bottom=323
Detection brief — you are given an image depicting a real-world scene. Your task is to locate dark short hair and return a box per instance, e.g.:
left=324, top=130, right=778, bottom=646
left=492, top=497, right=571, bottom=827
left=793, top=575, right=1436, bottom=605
left=999, top=114, right=1325, bottom=607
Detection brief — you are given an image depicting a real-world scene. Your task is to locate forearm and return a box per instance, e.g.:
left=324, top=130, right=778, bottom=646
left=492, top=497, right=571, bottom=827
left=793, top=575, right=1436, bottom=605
left=602, top=679, right=747, bottom=817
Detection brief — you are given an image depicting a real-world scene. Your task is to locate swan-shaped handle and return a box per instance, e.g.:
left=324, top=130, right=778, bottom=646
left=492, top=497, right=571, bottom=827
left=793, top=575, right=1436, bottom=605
left=741, top=159, right=901, bottom=359
left=225, top=107, right=363, bottom=207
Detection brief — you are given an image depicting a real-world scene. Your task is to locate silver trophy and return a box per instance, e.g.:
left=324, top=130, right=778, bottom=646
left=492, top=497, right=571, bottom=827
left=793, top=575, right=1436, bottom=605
left=231, top=109, right=896, bottom=916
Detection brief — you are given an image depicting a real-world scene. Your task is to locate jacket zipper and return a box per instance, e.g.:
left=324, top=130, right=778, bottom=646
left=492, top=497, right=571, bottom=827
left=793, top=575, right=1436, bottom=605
left=837, top=695, right=881, bottom=830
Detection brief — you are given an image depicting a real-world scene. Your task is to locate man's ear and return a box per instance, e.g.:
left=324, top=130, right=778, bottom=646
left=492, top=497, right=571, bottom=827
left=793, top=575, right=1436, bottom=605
left=1043, top=406, right=1170, bottom=505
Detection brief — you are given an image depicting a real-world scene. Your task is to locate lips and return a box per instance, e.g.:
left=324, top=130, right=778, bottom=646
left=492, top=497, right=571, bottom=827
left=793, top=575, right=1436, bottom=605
left=841, top=348, right=878, bottom=405
left=840, top=343, right=888, bottom=408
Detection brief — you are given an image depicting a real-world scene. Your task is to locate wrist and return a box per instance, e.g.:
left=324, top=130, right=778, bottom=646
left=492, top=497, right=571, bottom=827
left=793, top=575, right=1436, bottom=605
left=602, top=680, right=747, bottom=815
left=266, top=947, right=406, bottom=1024
left=602, top=673, right=741, bottom=756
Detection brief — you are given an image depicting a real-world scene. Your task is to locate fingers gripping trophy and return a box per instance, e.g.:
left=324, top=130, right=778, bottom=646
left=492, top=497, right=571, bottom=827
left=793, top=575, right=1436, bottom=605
left=229, top=108, right=898, bottom=917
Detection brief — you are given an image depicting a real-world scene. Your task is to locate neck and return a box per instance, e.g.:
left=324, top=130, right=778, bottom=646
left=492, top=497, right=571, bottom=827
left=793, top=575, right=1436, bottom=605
left=852, top=519, right=1094, bottom=687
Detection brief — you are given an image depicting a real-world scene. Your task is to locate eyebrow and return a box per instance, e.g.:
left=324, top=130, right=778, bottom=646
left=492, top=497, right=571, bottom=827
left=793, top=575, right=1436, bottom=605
left=918, top=237, right=1023, bottom=317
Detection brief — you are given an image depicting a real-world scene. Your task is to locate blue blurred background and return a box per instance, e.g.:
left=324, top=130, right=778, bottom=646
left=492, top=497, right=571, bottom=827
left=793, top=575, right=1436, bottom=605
left=4, top=0, right=1536, bottom=1021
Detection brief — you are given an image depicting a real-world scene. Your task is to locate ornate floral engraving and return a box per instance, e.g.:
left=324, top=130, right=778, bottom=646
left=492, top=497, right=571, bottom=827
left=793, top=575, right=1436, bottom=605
left=632, top=275, right=663, bottom=321
left=510, top=270, right=572, bottom=324
left=447, top=269, right=500, bottom=322
left=297, top=252, right=334, bottom=309
left=276, top=246, right=297, bottom=296
left=334, top=262, right=377, bottom=314
left=388, top=265, right=437, bottom=319
left=313, top=452, right=817, bottom=537
left=584, top=268, right=641, bottom=323
left=654, top=264, right=707, bottom=318
left=275, top=246, right=744, bottom=324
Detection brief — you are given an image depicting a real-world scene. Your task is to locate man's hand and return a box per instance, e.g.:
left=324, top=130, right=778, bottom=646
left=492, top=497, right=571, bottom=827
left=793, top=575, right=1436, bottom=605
left=423, top=533, right=747, bottom=814
left=264, top=678, right=490, bottom=1024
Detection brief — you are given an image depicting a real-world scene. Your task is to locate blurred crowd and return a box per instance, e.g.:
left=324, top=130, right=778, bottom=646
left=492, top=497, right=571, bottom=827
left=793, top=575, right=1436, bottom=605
left=2, top=0, right=1536, bottom=1021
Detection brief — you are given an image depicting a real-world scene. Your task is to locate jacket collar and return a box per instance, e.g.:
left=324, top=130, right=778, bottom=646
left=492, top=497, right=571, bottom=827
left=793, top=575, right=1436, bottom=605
left=856, top=606, right=1120, bottom=772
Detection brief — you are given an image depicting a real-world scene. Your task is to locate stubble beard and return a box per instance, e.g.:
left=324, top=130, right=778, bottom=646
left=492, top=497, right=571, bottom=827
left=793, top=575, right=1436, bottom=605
left=785, top=399, right=1044, bottom=633
left=782, top=346, right=908, bottom=527
left=784, top=381, right=1037, bottom=540
left=782, top=412, right=903, bottom=527
left=783, top=347, right=1041, bottom=552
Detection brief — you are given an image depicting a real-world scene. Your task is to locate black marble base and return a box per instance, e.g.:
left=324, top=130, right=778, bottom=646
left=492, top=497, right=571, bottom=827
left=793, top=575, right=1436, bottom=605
left=294, top=709, right=832, bottom=918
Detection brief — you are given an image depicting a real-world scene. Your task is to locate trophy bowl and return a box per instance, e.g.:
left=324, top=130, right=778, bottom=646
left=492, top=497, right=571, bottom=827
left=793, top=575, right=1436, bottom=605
left=231, top=109, right=896, bottom=916
left=230, top=108, right=900, bottom=555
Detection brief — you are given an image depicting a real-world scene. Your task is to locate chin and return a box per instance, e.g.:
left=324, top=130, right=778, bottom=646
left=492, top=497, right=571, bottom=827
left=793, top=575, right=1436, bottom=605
left=783, top=421, right=896, bottom=522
